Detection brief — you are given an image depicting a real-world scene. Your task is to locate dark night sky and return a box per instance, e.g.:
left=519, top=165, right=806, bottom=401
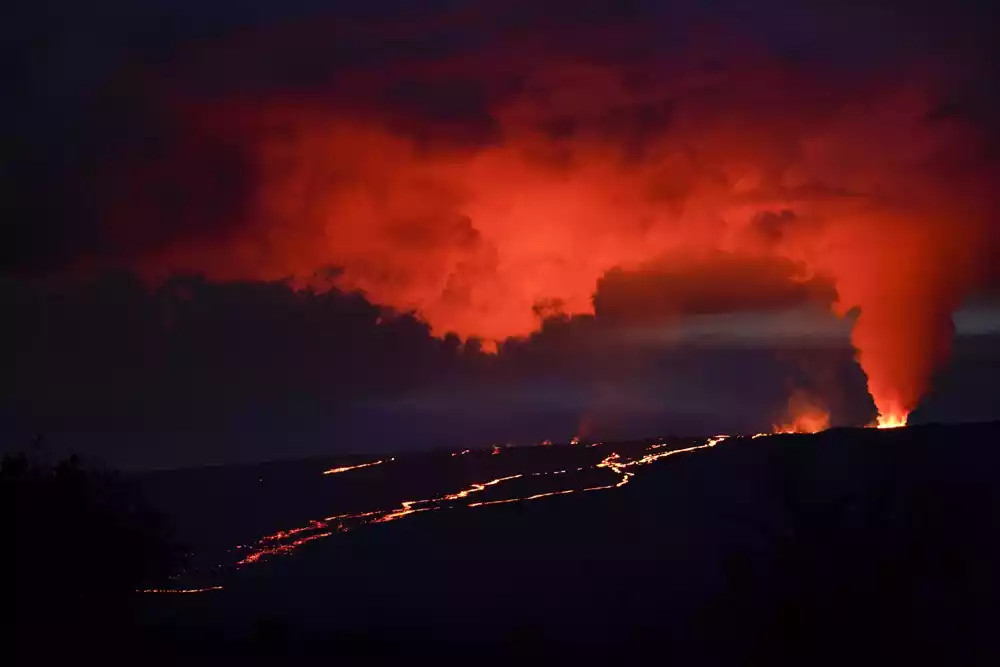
left=3, top=0, right=1000, bottom=468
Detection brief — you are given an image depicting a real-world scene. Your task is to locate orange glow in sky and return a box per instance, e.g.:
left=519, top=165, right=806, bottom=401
left=106, top=32, right=999, bottom=426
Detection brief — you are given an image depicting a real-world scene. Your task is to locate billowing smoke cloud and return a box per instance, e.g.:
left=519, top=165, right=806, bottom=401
left=65, top=3, right=1000, bottom=425
left=593, top=253, right=837, bottom=326
left=774, top=390, right=831, bottom=434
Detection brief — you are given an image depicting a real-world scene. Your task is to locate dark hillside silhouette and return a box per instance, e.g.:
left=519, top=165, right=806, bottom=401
left=6, top=446, right=179, bottom=655
left=127, top=423, right=1000, bottom=664
left=694, top=426, right=1000, bottom=664
left=8, top=425, right=1000, bottom=664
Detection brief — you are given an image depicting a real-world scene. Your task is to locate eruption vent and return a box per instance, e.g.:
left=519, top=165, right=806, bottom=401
left=774, top=392, right=831, bottom=434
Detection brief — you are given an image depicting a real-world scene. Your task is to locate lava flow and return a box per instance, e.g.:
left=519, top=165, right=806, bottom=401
left=157, top=435, right=732, bottom=590
left=140, top=586, right=224, bottom=594
left=322, top=459, right=386, bottom=475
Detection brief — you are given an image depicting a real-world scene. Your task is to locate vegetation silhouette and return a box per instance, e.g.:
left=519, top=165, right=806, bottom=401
left=6, top=443, right=180, bottom=655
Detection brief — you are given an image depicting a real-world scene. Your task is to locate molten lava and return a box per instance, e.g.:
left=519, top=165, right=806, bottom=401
left=140, top=586, right=224, bottom=594
left=153, top=435, right=733, bottom=591
left=322, top=459, right=386, bottom=475
left=875, top=411, right=908, bottom=429
left=774, top=412, right=830, bottom=435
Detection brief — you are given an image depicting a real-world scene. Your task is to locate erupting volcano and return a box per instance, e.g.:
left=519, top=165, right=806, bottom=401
left=27, top=2, right=996, bottom=437
left=9, top=2, right=1000, bottom=662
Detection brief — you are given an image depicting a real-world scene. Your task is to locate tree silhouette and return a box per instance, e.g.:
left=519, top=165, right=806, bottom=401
left=5, top=448, right=180, bottom=633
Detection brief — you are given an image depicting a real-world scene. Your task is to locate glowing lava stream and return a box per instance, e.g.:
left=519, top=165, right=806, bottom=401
left=152, top=435, right=731, bottom=589
left=140, top=586, right=224, bottom=594
left=322, top=459, right=387, bottom=475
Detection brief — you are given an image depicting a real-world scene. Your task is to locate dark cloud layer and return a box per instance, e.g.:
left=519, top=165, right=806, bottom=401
left=3, top=273, right=996, bottom=468
left=594, top=253, right=837, bottom=325
left=0, top=274, right=870, bottom=467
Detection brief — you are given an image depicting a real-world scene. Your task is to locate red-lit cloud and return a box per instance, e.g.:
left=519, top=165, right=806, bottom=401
left=594, top=252, right=837, bottom=325
left=93, top=5, right=999, bottom=426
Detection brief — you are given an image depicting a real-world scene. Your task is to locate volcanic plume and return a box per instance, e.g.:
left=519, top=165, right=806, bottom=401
left=91, top=8, right=999, bottom=426
left=774, top=391, right=831, bottom=434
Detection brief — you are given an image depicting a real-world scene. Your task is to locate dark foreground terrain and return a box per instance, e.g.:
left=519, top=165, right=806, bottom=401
left=13, top=423, right=1000, bottom=664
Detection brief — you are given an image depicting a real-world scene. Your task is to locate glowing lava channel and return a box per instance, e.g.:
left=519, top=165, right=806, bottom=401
left=139, top=586, right=224, bottom=594
left=322, top=459, right=386, bottom=475
left=235, top=437, right=730, bottom=567
left=154, top=436, right=731, bottom=591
